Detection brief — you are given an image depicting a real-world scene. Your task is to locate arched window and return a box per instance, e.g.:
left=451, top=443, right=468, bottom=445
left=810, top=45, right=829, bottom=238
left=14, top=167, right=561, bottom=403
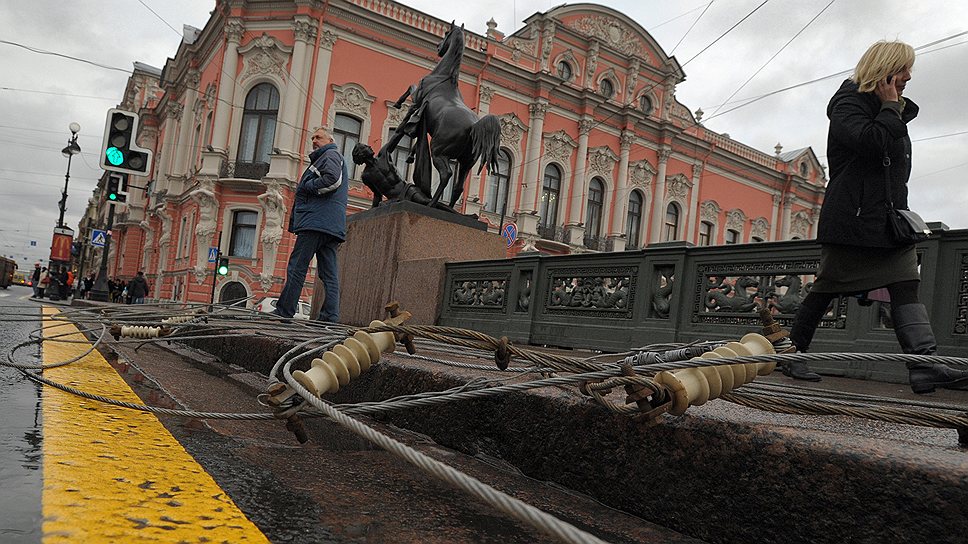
left=333, top=114, right=362, bottom=178
left=698, top=221, right=713, bottom=246
left=626, top=191, right=643, bottom=248
left=219, top=281, right=248, bottom=304
left=238, top=83, right=279, bottom=176
left=725, top=229, right=740, bottom=244
left=229, top=210, right=258, bottom=258
left=388, top=127, right=413, bottom=181
left=585, top=178, right=605, bottom=238
left=663, top=203, right=680, bottom=241
left=484, top=149, right=512, bottom=216
left=539, top=164, right=561, bottom=229
left=639, top=94, right=653, bottom=115
left=557, top=61, right=572, bottom=81
left=600, top=78, right=615, bottom=99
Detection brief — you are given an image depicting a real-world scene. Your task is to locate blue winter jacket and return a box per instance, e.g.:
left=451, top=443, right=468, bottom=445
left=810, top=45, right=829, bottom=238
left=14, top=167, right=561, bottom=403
left=288, top=143, right=349, bottom=241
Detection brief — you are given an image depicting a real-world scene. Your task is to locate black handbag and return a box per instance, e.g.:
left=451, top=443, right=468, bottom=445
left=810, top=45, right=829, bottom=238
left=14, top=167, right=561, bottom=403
left=883, top=154, right=930, bottom=245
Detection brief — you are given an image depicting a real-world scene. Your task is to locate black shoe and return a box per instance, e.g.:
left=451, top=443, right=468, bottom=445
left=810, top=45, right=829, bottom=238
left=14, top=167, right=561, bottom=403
left=908, top=363, right=968, bottom=394
left=782, top=361, right=822, bottom=382
left=270, top=310, right=293, bottom=324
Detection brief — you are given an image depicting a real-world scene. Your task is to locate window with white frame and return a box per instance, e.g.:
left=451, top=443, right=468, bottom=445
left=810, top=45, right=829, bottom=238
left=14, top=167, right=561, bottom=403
left=539, top=164, right=562, bottom=228
left=238, top=83, right=279, bottom=165
left=663, top=203, right=680, bottom=241
left=228, top=210, right=258, bottom=258
left=333, top=114, right=362, bottom=179
left=699, top=221, right=713, bottom=246
left=483, top=149, right=511, bottom=216
left=586, top=177, right=605, bottom=238
left=626, top=190, right=643, bottom=247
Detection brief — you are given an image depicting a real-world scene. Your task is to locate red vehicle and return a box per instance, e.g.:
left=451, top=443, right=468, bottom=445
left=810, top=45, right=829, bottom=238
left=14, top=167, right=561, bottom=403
left=0, top=256, right=16, bottom=289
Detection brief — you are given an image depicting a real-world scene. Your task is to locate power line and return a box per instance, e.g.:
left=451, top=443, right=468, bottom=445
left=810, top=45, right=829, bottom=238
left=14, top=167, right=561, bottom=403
left=669, top=1, right=715, bottom=56
left=0, top=86, right=120, bottom=101
left=137, top=0, right=182, bottom=37
left=680, top=0, right=770, bottom=68
left=648, top=2, right=714, bottom=31
left=705, top=0, right=837, bottom=119
left=0, top=39, right=130, bottom=73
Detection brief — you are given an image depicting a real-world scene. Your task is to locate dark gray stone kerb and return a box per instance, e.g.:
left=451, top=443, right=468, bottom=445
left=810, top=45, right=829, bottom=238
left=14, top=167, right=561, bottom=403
left=185, top=334, right=968, bottom=544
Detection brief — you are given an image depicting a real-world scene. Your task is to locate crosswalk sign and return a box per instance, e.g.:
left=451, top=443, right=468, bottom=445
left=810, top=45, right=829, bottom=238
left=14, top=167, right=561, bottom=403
left=91, top=229, right=107, bottom=247
left=208, top=247, right=219, bottom=263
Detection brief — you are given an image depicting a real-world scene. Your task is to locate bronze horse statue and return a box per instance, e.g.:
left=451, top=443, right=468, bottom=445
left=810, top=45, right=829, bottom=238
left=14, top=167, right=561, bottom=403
left=391, top=22, right=501, bottom=208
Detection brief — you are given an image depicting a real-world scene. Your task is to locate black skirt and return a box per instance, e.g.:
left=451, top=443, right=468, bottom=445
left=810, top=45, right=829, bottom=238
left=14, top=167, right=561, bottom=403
left=810, top=244, right=919, bottom=294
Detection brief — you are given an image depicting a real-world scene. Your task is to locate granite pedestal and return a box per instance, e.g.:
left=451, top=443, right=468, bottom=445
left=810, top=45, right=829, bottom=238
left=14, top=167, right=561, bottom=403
left=318, top=201, right=507, bottom=326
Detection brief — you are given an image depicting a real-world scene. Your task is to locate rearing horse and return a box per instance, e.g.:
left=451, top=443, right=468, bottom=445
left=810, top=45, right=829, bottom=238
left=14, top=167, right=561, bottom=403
left=392, top=22, right=502, bottom=208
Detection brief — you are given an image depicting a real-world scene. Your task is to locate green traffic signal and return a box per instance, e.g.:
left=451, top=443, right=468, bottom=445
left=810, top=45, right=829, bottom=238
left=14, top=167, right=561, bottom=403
left=217, top=257, right=229, bottom=276
left=105, top=146, right=124, bottom=166
left=108, top=193, right=118, bottom=201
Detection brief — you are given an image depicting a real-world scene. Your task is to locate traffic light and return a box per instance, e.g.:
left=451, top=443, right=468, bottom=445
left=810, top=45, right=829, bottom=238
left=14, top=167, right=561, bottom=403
left=100, top=108, right=153, bottom=176
left=105, top=173, right=127, bottom=204
left=217, top=256, right=229, bottom=276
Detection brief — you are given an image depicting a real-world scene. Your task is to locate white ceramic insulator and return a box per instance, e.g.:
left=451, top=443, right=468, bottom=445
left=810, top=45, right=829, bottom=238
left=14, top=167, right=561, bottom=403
left=120, top=325, right=162, bottom=339
left=292, top=320, right=396, bottom=397
left=655, top=333, right=775, bottom=416
left=162, top=315, right=193, bottom=324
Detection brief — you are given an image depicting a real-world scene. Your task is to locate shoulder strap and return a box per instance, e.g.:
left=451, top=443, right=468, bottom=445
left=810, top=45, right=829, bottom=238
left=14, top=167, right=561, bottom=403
left=883, top=152, right=894, bottom=210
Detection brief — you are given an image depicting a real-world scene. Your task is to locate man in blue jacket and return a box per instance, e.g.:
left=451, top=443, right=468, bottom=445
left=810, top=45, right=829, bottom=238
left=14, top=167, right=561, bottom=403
left=273, top=127, right=348, bottom=322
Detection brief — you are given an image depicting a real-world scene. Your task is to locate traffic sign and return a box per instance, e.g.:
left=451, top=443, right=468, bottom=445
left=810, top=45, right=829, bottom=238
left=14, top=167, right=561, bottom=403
left=91, top=229, right=107, bottom=247
left=208, top=247, right=219, bottom=263
left=501, top=222, right=518, bottom=248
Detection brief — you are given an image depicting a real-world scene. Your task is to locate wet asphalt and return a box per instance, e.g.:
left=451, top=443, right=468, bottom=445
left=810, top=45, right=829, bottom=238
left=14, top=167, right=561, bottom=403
left=0, top=286, right=43, bottom=543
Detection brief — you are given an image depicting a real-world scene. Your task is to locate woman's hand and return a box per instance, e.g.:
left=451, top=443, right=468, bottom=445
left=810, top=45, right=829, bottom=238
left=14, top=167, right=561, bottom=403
left=875, top=75, right=899, bottom=103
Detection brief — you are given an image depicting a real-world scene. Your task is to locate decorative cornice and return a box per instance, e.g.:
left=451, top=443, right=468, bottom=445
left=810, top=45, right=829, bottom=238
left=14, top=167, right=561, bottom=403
left=726, top=209, right=747, bottom=230
left=700, top=200, right=722, bottom=222
left=543, top=130, right=577, bottom=163
left=293, top=18, right=318, bottom=43
left=529, top=101, right=549, bottom=120
left=564, top=15, right=646, bottom=58
left=331, top=83, right=376, bottom=119
left=587, top=146, right=619, bottom=178
left=628, top=160, right=656, bottom=188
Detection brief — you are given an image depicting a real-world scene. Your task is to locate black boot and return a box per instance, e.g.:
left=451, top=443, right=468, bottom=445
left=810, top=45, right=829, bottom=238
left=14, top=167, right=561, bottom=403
left=781, top=360, right=822, bottom=381
left=893, top=303, right=968, bottom=394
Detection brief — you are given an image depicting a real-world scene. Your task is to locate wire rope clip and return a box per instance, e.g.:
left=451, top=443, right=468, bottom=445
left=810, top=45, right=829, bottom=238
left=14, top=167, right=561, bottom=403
left=385, top=301, right=416, bottom=354
left=653, top=333, right=775, bottom=417
left=495, top=336, right=511, bottom=370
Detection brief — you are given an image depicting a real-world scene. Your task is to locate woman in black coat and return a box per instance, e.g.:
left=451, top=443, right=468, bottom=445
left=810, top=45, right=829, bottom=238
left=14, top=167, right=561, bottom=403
left=784, top=40, right=968, bottom=394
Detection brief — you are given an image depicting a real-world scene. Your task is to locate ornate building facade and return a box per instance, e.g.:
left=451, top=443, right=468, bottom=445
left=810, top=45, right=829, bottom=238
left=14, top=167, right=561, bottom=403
left=83, top=0, right=826, bottom=305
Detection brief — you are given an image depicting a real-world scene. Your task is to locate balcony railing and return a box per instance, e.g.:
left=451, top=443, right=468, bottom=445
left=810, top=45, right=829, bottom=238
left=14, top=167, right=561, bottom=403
left=220, top=161, right=269, bottom=180
left=537, top=224, right=557, bottom=241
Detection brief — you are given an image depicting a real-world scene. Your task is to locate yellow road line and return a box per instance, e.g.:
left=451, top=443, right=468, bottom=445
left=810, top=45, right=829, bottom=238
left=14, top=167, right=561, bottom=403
left=41, top=307, right=269, bottom=543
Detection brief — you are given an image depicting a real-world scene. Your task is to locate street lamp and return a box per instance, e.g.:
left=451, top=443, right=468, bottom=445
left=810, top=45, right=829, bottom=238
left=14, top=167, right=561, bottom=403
left=58, top=122, right=81, bottom=228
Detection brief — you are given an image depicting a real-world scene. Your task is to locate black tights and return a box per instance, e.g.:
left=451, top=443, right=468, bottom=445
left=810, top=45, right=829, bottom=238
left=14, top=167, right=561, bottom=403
left=789, top=280, right=920, bottom=351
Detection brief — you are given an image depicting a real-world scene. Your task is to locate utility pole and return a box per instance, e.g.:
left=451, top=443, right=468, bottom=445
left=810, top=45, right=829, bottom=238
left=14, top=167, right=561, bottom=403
left=89, top=176, right=121, bottom=302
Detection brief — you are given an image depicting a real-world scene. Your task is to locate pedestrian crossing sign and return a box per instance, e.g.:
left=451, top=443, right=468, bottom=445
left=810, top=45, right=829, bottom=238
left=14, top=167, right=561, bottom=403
left=91, top=229, right=107, bottom=247
left=208, top=247, right=219, bottom=263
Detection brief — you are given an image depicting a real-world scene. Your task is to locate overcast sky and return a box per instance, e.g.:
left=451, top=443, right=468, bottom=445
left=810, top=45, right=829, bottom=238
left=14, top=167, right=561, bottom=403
left=1, top=0, right=965, bottom=265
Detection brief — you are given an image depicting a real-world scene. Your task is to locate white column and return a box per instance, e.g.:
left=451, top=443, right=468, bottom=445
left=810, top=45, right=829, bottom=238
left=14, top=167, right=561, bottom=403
left=519, top=101, right=547, bottom=214
left=811, top=205, right=821, bottom=238
left=173, top=70, right=199, bottom=176
left=781, top=194, right=794, bottom=239
left=609, top=130, right=633, bottom=235
left=211, top=20, right=244, bottom=153
left=770, top=194, right=781, bottom=240
left=161, top=106, right=180, bottom=182
left=566, top=117, right=593, bottom=225
left=306, top=29, right=337, bottom=132
left=278, top=18, right=314, bottom=154
left=685, top=162, right=703, bottom=242
left=648, top=147, right=672, bottom=243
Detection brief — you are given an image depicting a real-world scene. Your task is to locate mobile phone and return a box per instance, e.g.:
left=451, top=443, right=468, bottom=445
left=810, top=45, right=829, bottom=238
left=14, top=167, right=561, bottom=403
left=887, top=75, right=894, bottom=84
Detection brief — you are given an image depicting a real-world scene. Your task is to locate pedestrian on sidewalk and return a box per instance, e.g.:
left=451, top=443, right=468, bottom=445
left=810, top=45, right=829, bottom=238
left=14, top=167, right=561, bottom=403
left=30, top=263, right=41, bottom=298
left=128, top=271, right=149, bottom=304
left=273, top=127, right=348, bottom=322
left=785, top=40, right=968, bottom=394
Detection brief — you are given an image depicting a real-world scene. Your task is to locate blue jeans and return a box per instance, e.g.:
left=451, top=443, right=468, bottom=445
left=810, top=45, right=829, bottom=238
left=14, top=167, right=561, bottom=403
left=276, top=231, right=340, bottom=321
left=132, top=297, right=145, bottom=304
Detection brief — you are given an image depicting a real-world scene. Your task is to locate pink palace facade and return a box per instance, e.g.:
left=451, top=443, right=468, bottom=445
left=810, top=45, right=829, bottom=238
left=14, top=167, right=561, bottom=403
left=80, top=0, right=827, bottom=305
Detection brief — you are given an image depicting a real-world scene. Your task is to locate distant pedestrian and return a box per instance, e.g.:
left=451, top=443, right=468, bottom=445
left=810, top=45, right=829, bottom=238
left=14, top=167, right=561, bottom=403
left=128, top=271, right=149, bottom=304
left=273, top=127, right=348, bottom=322
left=38, top=267, right=49, bottom=298
left=785, top=40, right=968, bottom=393
left=30, top=263, right=41, bottom=298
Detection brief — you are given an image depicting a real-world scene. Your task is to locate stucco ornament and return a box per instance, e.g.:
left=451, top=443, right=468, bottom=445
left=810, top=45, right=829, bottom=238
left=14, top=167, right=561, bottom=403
left=751, top=217, right=770, bottom=240
left=566, top=16, right=646, bottom=58
left=240, top=33, right=292, bottom=82
left=332, top=83, right=375, bottom=119
left=700, top=200, right=722, bottom=223
left=628, top=160, right=656, bottom=188
left=500, top=113, right=527, bottom=152
left=258, top=181, right=286, bottom=290
left=667, top=173, right=692, bottom=199
left=191, top=179, right=220, bottom=283
left=140, top=220, right=154, bottom=271
left=543, top=131, right=577, bottom=163
left=726, top=209, right=747, bottom=230
left=587, top=146, right=618, bottom=178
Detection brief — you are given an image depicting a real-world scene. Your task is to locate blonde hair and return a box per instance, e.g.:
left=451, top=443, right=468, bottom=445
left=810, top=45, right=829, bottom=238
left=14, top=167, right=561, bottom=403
left=851, top=40, right=915, bottom=93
